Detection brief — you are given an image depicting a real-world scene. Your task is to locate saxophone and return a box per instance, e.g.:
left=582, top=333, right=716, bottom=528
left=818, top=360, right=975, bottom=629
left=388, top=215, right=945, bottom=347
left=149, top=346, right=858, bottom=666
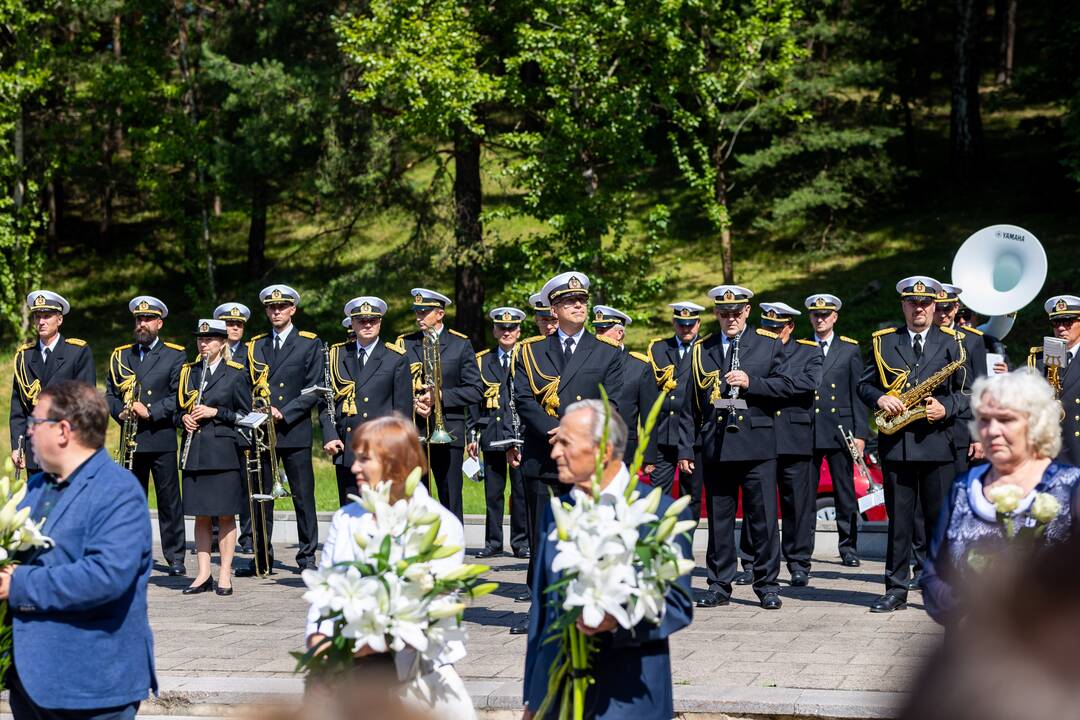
left=875, top=335, right=967, bottom=435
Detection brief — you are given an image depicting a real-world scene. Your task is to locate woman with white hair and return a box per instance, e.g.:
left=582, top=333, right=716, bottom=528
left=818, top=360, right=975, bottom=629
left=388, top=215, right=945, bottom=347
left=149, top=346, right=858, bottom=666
left=921, top=369, right=1079, bottom=625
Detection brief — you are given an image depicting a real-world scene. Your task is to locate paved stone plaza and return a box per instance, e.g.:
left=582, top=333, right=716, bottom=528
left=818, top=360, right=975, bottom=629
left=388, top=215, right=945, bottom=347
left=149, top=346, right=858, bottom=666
left=145, top=539, right=941, bottom=717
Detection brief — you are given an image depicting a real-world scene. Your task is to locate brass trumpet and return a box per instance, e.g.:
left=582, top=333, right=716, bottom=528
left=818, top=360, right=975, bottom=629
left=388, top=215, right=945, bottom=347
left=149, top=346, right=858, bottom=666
left=421, top=329, right=452, bottom=444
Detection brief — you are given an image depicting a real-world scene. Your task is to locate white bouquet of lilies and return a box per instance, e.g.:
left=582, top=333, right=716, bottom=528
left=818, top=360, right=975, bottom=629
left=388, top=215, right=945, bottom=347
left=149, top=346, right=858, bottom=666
left=0, top=466, right=55, bottom=689
left=537, top=391, right=694, bottom=720
left=295, top=468, right=496, bottom=677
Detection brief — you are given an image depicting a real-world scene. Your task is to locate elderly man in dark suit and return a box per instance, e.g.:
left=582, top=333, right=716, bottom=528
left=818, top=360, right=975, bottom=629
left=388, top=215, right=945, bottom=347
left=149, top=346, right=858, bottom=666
left=1, top=380, right=156, bottom=720
left=319, top=296, right=413, bottom=507
left=11, top=291, right=95, bottom=476
left=678, top=285, right=796, bottom=610
left=236, top=284, right=323, bottom=576
left=522, top=400, right=692, bottom=720
left=105, top=295, right=187, bottom=577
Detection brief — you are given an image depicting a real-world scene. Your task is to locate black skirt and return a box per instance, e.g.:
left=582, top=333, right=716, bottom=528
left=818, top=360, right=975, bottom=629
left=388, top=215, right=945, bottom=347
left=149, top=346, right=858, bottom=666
left=183, top=469, right=245, bottom=517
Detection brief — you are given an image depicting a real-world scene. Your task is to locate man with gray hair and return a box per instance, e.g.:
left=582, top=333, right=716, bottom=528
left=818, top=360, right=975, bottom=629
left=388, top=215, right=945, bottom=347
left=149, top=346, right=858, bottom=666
left=522, top=399, right=693, bottom=719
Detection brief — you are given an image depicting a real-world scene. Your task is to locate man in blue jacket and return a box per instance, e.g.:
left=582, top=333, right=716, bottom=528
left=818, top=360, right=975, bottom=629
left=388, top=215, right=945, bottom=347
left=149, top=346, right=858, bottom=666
left=0, top=380, right=157, bottom=720
left=523, top=400, right=693, bottom=719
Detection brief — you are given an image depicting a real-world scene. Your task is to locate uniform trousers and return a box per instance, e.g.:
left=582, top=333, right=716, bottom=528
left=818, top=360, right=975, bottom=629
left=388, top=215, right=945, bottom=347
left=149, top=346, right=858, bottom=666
left=249, top=446, right=319, bottom=567
left=814, top=448, right=860, bottom=555
left=482, top=450, right=529, bottom=552
left=703, top=459, right=780, bottom=599
left=738, top=456, right=817, bottom=574
left=427, top=445, right=465, bottom=522
left=132, top=451, right=185, bottom=566
left=335, top=464, right=358, bottom=508
left=882, top=460, right=953, bottom=600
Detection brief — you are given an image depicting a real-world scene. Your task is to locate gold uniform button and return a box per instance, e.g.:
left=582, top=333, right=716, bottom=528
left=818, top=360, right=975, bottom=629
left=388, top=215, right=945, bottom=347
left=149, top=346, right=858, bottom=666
left=830, top=383, right=836, bottom=389
left=363, top=397, right=369, bottom=402
left=1075, top=431, right=1079, bottom=437
left=1075, top=415, right=1079, bottom=422
left=346, top=427, right=352, bottom=433
left=576, top=395, right=582, bottom=401
left=496, top=416, right=502, bottom=421
left=830, top=408, right=836, bottom=413
left=278, top=395, right=284, bottom=401
left=279, top=382, right=285, bottom=388
left=831, top=395, right=836, bottom=401
left=737, top=415, right=744, bottom=421
left=363, top=413, right=368, bottom=418
left=776, top=410, right=781, bottom=416
left=147, top=390, right=153, bottom=396
left=669, top=410, right=675, bottom=415
left=815, top=408, right=820, bottom=413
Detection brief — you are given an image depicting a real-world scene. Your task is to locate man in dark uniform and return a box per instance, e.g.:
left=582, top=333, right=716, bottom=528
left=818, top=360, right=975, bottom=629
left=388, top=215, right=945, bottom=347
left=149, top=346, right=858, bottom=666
left=510, top=271, right=625, bottom=634
left=749, top=302, right=823, bottom=587
left=592, top=305, right=658, bottom=464
left=236, top=284, right=323, bottom=576
left=645, top=302, right=706, bottom=515
left=805, top=293, right=869, bottom=568
left=214, top=301, right=252, bottom=552
left=105, top=295, right=187, bottom=576
left=400, top=288, right=484, bottom=522
left=528, top=292, right=559, bottom=338
left=11, top=290, right=95, bottom=475
left=858, top=276, right=971, bottom=612
left=1029, top=295, right=1080, bottom=464
left=320, top=296, right=413, bottom=507
left=468, top=307, right=529, bottom=559
left=678, top=285, right=795, bottom=610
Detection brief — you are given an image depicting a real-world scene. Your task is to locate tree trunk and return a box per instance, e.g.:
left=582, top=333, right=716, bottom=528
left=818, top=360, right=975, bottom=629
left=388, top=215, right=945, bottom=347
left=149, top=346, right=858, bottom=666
left=46, top=179, right=63, bottom=256
left=950, top=0, right=986, bottom=177
left=99, top=14, right=123, bottom=248
left=995, top=0, right=1017, bottom=85
left=713, top=143, right=735, bottom=284
left=452, top=123, right=485, bottom=345
left=247, top=180, right=268, bottom=279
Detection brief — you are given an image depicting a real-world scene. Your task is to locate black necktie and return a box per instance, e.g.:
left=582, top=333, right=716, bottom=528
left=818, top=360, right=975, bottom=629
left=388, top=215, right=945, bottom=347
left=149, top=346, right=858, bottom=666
left=500, top=353, right=508, bottom=371
left=270, top=335, right=281, bottom=364
left=819, top=340, right=828, bottom=356
left=564, top=337, right=575, bottom=358
left=913, top=334, right=923, bottom=361
left=357, top=347, right=366, bottom=368
left=42, top=347, right=51, bottom=366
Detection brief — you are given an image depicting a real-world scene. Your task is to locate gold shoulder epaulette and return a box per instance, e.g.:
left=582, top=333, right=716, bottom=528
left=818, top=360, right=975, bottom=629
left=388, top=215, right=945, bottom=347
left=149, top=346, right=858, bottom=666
left=448, top=328, right=469, bottom=339
left=249, top=333, right=268, bottom=343
left=16, top=341, right=34, bottom=352
left=475, top=348, right=491, bottom=359
left=331, top=340, right=348, bottom=349
left=756, top=328, right=778, bottom=339
left=163, top=341, right=185, bottom=352
left=182, top=358, right=200, bottom=368
left=940, top=325, right=957, bottom=336
left=596, top=334, right=620, bottom=348
left=113, top=343, right=134, bottom=353
left=298, top=330, right=318, bottom=339
left=384, top=341, right=405, bottom=355
left=1029, top=346, right=1042, bottom=355
left=650, top=336, right=666, bottom=344
left=226, top=360, right=244, bottom=370
left=840, top=335, right=859, bottom=345
left=796, top=339, right=818, bottom=347
left=960, top=324, right=984, bottom=336
left=521, top=335, right=545, bottom=345
left=65, top=338, right=87, bottom=347
left=872, top=327, right=897, bottom=338
left=629, top=350, right=649, bottom=363
left=699, top=333, right=713, bottom=343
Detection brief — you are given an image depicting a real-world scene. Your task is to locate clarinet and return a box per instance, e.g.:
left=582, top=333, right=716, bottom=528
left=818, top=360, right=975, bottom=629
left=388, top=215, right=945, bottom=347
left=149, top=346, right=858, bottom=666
left=722, top=334, right=744, bottom=434
left=492, top=347, right=524, bottom=450
left=180, top=354, right=210, bottom=470
left=322, top=343, right=336, bottom=426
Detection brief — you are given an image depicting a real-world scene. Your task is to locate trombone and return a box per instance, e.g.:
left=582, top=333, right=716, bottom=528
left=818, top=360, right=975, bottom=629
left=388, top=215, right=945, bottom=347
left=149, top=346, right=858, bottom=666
left=241, top=395, right=287, bottom=578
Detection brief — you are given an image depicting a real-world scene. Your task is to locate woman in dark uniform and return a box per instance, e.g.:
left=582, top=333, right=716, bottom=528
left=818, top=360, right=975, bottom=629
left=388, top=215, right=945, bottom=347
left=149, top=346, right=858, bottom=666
left=178, top=319, right=251, bottom=596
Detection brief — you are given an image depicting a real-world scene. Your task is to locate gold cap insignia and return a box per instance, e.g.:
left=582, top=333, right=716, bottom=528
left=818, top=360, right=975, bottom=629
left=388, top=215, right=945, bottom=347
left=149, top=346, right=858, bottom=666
left=360, top=302, right=373, bottom=314
left=723, top=290, right=735, bottom=301
left=938, top=290, right=947, bottom=299
left=680, top=308, right=691, bottom=318
left=767, top=309, right=778, bottom=319
left=568, top=275, right=583, bottom=290
left=501, top=311, right=513, bottom=322
left=595, top=310, right=605, bottom=321
left=1057, top=298, right=1068, bottom=312
left=914, top=281, right=926, bottom=293
left=138, top=300, right=150, bottom=311
left=814, top=297, right=826, bottom=308
left=199, top=322, right=210, bottom=333
left=231, top=306, right=241, bottom=316
left=415, top=293, right=424, bottom=304
left=271, top=288, right=283, bottom=300
left=34, top=295, right=45, bottom=307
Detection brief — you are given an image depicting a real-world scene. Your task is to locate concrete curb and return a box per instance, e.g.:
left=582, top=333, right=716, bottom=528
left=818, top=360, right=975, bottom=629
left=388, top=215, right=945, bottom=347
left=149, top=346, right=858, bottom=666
left=139, top=675, right=907, bottom=718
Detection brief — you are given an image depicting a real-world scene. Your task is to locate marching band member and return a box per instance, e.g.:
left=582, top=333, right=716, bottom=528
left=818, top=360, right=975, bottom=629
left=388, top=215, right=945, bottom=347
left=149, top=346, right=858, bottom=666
left=468, top=307, right=529, bottom=559
left=399, top=288, right=484, bottom=522
left=857, top=276, right=971, bottom=613
left=592, top=305, right=658, bottom=464
left=10, top=291, right=95, bottom=475
left=1028, top=295, right=1080, bottom=465
left=177, top=319, right=252, bottom=596
left=529, top=292, right=559, bottom=338
left=805, top=293, right=869, bottom=568
left=678, top=285, right=794, bottom=610
left=105, top=296, right=187, bottom=576
left=319, top=297, right=412, bottom=507
left=237, top=284, right=323, bottom=576
left=215, top=302, right=252, bottom=551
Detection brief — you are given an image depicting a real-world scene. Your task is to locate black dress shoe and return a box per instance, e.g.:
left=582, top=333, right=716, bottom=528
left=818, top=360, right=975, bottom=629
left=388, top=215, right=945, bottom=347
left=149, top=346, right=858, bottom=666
left=235, top=564, right=273, bottom=578
left=870, top=594, right=907, bottom=613
left=475, top=546, right=502, bottom=558
left=696, top=590, right=730, bottom=608
left=733, top=569, right=753, bottom=585
left=908, top=573, right=922, bottom=591
left=182, top=577, right=214, bottom=595
left=509, top=621, right=529, bottom=635
left=515, top=591, right=531, bottom=603
left=297, top=560, right=318, bottom=572
left=760, top=593, right=783, bottom=610
left=514, top=547, right=531, bottom=559
left=238, top=544, right=254, bottom=554
left=215, top=584, right=234, bottom=596
left=789, top=570, right=809, bottom=587
left=841, top=554, right=861, bottom=567
left=166, top=563, right=187, bottom=577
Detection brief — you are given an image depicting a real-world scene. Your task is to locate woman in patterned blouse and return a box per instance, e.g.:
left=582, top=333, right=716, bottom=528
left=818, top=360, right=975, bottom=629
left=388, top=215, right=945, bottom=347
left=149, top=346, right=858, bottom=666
left=921, top=369, right=1079, bottom=625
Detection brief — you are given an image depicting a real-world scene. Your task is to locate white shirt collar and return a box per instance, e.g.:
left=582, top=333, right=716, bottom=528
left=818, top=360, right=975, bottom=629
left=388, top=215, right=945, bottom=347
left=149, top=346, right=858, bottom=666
left=273, top=323, right=294, bottom=343
left=815, top=331, right=834, bottom=345
left=600, top=463, right=631, bottom=500
left=907, top=327, right=929, bottom=343
left=722, top=329, right=745, bottom=346
left=356, top=336, right=380, bottom=355
left=677, top=335, right=697, bottom=350
left=497, top=346, right=513, bottom=362
left=557, top=326, right=586, bottom=345
left=207, top=356, right=223, bottom=374
left=1069, top=340, right=1080, bottom=358
left=39, top=335, right=60, bottom=353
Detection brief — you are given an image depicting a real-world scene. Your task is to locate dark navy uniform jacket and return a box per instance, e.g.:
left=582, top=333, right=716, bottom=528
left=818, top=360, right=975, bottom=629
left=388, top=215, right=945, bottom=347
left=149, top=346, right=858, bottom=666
left=773, top=339, right=824, bottom=457
left=1029, top=345, right=1080, bottom=465
left=105, top=340, right=186, bottom=453
left=812, top=335, right=869, bottom=449
left=177, top=359, right=252, bottom=472
left=622, top=349, right=659, bottom=464
left=399, top=328, right=484, bottom=449
left=246, top=328, right=322, bottom=450
left=645, top=336, right=700, bottom=457
left=468, top=347, right=519, bottom=453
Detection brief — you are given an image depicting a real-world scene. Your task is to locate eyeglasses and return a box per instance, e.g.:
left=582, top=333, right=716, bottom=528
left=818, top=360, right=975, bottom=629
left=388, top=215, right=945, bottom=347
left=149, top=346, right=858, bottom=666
left=27, top=416, right=60, bottom=428
left=1051, top=317, right=1079, bottom=327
